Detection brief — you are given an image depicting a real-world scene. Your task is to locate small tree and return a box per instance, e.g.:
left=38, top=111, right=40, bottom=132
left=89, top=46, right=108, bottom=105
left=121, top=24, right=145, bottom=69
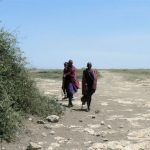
left=0, top=27, right=63, bottom=141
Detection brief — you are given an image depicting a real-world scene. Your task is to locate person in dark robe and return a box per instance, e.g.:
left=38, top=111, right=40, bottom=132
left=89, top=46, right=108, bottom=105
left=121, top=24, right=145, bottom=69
left=62, top=62, right=68, bottom=99
left=81, top=62, right=97, bottom=111
left=64, top=60, right=79, bottom=107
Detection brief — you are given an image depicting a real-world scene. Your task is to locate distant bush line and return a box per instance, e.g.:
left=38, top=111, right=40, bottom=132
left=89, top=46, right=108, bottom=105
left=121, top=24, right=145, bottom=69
left=109, top=69, right=150, bottom=75
left=29, top=69, right=101, bottom=80
left=108, top=69, right=150, bottom=81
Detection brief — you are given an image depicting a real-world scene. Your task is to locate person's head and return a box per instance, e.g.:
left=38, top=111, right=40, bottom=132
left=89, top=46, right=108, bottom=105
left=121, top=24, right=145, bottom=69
left=64, top=62, right=68, bottom=68
left=68, top=59, right=73, bottom=68
left=87, top=62, right=92, bottom=69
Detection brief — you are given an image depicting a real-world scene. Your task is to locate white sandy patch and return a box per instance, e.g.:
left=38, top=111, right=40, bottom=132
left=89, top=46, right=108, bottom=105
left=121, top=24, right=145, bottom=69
left=123, top=141, right=150, bottom=150
left=120, top=116, right=150, bottom=127
left=117, top=87, right=132, bottom=91
left=107, top=110, right=114, bottom=112
left=69, top=125, right=83, bottom=129
left=112, top=98, right=134, bottom=105
left=48, top=124, right=65, bottom=128
left=121, top=109, right=133, bottom=112
left=142, top=102, right=150, bottom=108
left=128, top=128, right=150, bottom=141
left=89, top=140, right=150, bottom=150
left=44, top=91, right=58, bottom=95
left=136, top=98, right=145, bottom=102
left=87, top=124, right=101, bottom=128
left=107, top=115, right=124, bottom=120
left=88, top=140, right=131, bottom=150
left=101, top=102, right=108, bottom=106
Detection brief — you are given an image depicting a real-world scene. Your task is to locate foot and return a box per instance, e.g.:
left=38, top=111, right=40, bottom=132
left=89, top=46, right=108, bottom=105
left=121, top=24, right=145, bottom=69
left=86, top=108, right=90, bottom=112
left=68, top=103, right=73, bottom=107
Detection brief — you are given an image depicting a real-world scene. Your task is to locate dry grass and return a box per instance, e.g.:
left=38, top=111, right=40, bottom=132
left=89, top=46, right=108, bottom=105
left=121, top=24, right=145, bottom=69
left=29, top=69, right=101, bottom=80
left=108, top=69, right=150, bottom=81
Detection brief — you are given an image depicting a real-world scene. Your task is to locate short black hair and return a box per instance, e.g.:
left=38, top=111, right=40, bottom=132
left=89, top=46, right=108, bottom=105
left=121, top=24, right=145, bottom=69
left=68, top=59, right=73, bottom=64
left=87, top=62, right=92, bottom=67
left=64, top=62, right=68, bottom=66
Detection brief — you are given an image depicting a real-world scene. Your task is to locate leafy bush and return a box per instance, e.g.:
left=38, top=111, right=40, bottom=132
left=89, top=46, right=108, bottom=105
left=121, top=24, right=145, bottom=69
left=0, top=83, right=22, bottom=141
left=0, top=27, right=63, bottom=141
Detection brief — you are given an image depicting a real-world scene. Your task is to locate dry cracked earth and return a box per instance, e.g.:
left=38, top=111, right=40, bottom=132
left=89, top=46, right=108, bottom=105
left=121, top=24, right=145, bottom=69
left=3, top=71, right=150, bottom=150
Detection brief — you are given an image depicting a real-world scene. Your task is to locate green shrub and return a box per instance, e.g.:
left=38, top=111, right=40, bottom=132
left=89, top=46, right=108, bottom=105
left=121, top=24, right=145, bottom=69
left=0, top=27, right=63, bottom=141
left=0, top=83, right=22, bottom=141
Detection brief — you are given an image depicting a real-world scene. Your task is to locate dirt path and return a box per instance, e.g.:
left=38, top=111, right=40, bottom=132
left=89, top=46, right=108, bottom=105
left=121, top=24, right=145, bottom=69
left=3, top=71, right=150, bottom=150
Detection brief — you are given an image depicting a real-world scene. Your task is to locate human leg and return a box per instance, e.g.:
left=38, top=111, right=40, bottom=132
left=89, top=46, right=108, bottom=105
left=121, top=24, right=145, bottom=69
left=86, top=90, right=94, bottom=111
left=87, top=95, right=91, bottom=111
left=68, top=93, right=73, bottom=107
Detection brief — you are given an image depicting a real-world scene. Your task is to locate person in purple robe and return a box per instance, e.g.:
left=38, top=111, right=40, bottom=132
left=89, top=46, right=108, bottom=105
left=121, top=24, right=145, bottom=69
left=64, top=60, right=79, bottom=107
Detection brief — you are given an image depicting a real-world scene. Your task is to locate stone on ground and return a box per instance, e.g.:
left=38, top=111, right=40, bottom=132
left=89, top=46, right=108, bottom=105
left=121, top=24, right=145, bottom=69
left=46, top=115, right=59, bottom=123
left=37, top=120, right=45, bottom=124
left=27, top=142, right=42, bottom=150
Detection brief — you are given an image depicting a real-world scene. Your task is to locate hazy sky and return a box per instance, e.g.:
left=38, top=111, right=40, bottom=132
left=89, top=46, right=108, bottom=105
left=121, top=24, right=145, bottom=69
left=0, top=0, right=150, bottom=69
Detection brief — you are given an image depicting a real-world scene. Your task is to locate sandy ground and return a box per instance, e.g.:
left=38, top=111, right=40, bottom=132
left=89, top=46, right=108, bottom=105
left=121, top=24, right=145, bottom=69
left=2, top=71, right=150, bottom=150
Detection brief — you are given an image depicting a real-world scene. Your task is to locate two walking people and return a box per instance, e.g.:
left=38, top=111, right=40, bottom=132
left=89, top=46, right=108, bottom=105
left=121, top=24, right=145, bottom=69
left=62, top=60, right=79, bottom=107
left=62, top=60, right=97, bottom=111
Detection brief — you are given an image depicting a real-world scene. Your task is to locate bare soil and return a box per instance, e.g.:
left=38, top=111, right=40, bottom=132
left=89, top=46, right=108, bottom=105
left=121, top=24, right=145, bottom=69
left=2, top=71, right=150, bottom=150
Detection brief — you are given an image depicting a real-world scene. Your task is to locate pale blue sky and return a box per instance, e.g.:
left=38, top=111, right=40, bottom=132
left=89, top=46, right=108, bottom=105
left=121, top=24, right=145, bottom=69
left=0, top=0, right=150, bottom=69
